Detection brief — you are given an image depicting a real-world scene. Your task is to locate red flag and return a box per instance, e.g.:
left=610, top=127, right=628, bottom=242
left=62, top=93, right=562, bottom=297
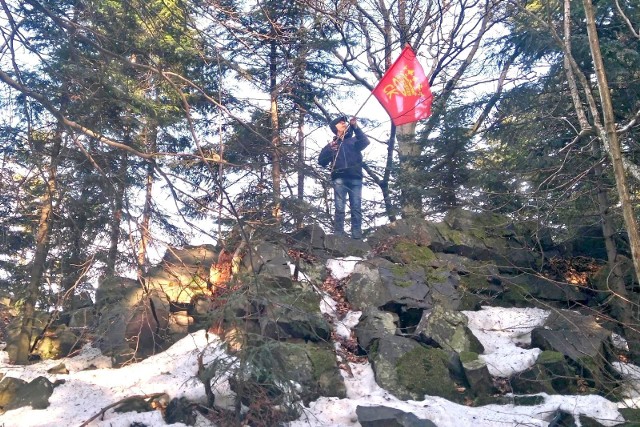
left=372, top=46, right=433, bottom=126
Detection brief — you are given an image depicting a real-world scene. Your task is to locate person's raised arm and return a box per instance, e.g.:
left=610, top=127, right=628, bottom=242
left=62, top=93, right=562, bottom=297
left=350, top=117, right=370, bottom=151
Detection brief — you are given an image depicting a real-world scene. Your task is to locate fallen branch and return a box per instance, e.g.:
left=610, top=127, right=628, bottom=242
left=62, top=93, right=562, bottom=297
left=78, top=392, right=167, bottom=427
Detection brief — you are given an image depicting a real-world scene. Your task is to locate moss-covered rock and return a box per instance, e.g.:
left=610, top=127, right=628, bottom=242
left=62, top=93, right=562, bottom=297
left=391, top=240, right=436, bottom=267
left=415, top=305, right=484, bottom=354
left=259, top=288, right=331, bottom=342
left=619, top=408, right=640, bottom=426
left=511, top=351, right=578, bottom=395
left=270, top=341, right=346, bottom=404
left=396, top=346, right=459, bottom=401
left=35, top=325, right=80, bottom=360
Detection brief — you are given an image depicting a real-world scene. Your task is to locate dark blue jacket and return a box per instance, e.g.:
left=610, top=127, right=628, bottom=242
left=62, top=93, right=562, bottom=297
left=318, top=127, right=370, bottom=180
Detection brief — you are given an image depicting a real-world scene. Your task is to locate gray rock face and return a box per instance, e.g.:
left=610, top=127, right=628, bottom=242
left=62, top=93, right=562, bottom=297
left=370, top=336, right=423, bottom=399
left=95, top=280, right=170, bottom=364
left=355, top=308, right=398, bottom=351
left=356, top=405, right=437, bottom=427
left=531, top=310, right=610, bottom=361
left=415, top=305, right=484, bottom=354
left=289, top=224, right=326, bottom=250
left=323, top=234, right=371, bottom=257
left=460, top=354, right=494, bottom=396
left=531, top=310, right=613, bottom=389
left=370, top=336, right=458, bottom=401
left=244, top=241, right=294, bottom=288
left=501, top=274, right=589, bottom=304
left=346, top=258, right=460, bottom=312
left=265, top=342, right=346, bottom=405
left=162, top=244, right=217, bottom=269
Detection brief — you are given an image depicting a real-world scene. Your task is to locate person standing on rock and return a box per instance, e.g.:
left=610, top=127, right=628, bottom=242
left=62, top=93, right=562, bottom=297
left=318, top=116, right=370, bottom=239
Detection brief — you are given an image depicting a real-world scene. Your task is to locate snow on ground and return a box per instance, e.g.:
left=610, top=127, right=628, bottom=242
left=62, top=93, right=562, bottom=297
left=291, top=361, right=623, bottom=426
left=464, top=306, right=550, bottom=377
left=0, top=256, right=631, bottom=426
left=0, top=331, right=232, bottom=427
left=326, top=257, right=362, bottom=281
left=612, top=362, right=640, bottom=409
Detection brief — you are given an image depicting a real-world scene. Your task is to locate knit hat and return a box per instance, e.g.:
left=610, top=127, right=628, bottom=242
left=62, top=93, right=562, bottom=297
left=329, top=116, right=348, bottom=135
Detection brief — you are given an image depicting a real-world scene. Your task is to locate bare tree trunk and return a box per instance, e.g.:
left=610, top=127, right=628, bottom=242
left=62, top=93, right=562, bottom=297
left=137, top=125, right=157, bottom=282
left=296, top=105, right=306, bottom=229
left=397, top=122, right=422, bottom=217
left=364, top=126, right=397, bottom=222
left=15, top=129, right=62, bottom=364
left=562, top=0, right=627, bottom=299
left=583, top=0, right=640, bottom=284
left=269, top=39, right=282, bottom=224
left=106, top=150, right=128, bottom=276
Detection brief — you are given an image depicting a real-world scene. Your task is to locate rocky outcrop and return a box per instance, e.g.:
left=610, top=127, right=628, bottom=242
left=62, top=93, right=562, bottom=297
left=94, top=276, right=171, bottom=365
left=31, top=208, right=629, bottom=419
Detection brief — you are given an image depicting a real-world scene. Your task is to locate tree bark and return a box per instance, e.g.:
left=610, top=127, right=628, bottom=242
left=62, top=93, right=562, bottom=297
left=15, top=129, right=62, bottom=364
left=397, top=122, right=422, bottom=217
left=106, top=151, right=128, bottom=276
left=562, top=0, right=628, bottom=314
left=269, top=39, right=282, bottom=224
left=583, top=0, right=640, bottom=285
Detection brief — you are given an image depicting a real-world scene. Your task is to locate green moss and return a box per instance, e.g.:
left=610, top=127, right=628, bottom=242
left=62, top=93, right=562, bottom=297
left=435, top=225, right=465, bottom=245
left=393, top=241, right=436, bottom=266
left=425, top=266, right=450, bottom=284
left=536, top=351, right=565, bottom=365
left=468, top=227, right=488, bottom=240
left=619, top=408, right=640, bottom=425
left=459, top=351, right=479, bottom=364
left=305, top=344, right=337, bottom=380
left=389, top=264, right=419, bottom=288
left=281, top=289, right=322, bottom=313
left=369, top=340, right=379, bottom=358
left=390, top=264, right=409, bottom=276
left=396, top=346, right=457, bottom=400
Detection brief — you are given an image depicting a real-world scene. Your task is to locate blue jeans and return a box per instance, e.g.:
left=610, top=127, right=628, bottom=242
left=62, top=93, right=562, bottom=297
left=332, top=177, right=363, bottom=239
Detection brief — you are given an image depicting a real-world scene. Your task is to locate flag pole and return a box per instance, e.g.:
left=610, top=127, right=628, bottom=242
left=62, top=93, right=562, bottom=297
left=352, top=91, right=375, bottom=118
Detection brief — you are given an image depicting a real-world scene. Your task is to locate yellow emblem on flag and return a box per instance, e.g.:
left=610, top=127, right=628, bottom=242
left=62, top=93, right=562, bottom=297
left=382, top=67, right=423, bottom=98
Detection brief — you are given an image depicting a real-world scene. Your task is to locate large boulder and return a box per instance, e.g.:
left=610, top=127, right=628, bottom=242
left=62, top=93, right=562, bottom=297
left=162, top=244, right=217, bottom=269
left=459, top=352, right=494, bottom=397
left=244, top=241, right=294, bottom=288
left=366, top=218, right=438, bottom=249
left=0, top=376, right=56, bottom=413
left=530, top=309, right=613, bottom=389
left=235, top=341, right=346, bottom=406
left=370, top=336, right=459, bottom=401
left=414, top=305, right=484, bottom=354
left=499, top=273, right=589, bottom=307
left=323, top=234, right=371, bottom=257
left=95, top=277, right=170, bottom=364
left=425, top=209, right=541, bottom=269
left=510, top=350, right=577, bottom=395
left=282, top=342, right=346, bottom=403
left=143, top=244, right=217, bottom=305
left=35, top=325, right=81, bottom=360
left=4, top=311, right=51, bottom=362
left=355, top=308, right=398, bottom=352
left=258, top=289, right=332, bottom=342
left=346, top=258, right=432, bottom=311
